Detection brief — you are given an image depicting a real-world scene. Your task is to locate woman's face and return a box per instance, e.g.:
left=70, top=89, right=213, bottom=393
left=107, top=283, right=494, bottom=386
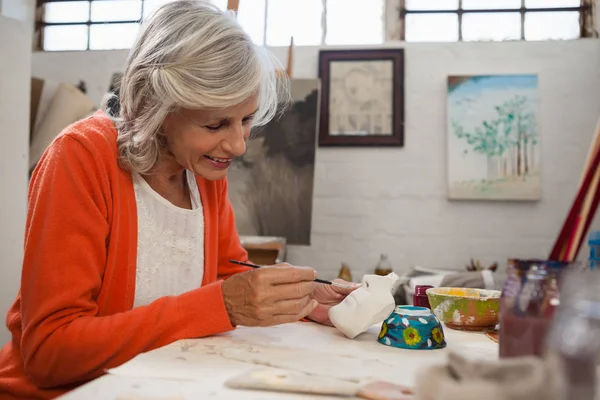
left=161, top=95, right=258, bottom=181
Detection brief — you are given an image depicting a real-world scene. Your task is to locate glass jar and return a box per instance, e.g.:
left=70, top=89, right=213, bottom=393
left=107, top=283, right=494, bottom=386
left=544, top=268, right=600, bottom=400
left=498, top=258, right=571, bottom=358
left=413, top=285, right=433, bottom=309
left=374, top=254, right=393, bottom=276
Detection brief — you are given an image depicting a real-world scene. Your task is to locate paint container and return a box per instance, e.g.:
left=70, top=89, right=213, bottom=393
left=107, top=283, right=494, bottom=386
left=413, top=285, right=433, bottom=309
left=498, top=259, right=571, bottom=358
left=545, top=268, right=600, bottom=400
left=589, top=231, right=600, bottom=269
left=374, top=254, right=394, bottom=276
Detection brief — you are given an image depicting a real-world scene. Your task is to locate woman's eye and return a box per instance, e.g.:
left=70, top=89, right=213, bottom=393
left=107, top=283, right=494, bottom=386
left=243, top=115, right=255, bottom=125
left=205, top=124, right=222, bottom=131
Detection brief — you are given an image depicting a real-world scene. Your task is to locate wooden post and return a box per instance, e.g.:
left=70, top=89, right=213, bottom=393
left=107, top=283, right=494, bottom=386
left=276, top=36, right=294, bottom=78
left=227, top=0, right=239, bottom=13
left=285, top=36, right=294, bottom=78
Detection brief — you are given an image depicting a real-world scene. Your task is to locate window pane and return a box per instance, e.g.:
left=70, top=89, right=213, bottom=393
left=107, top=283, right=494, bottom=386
left=266, top=0, right=322, bottom=46
left=405, top=13, right=458, bottom=42
left=462, top=12, right=521, bottom=41
left=462, top=0, right=520, bottom=9
left=43, top=25, right=88, bottom=51
left=526, top=0, right=580, bottom=8
left=142, top=0, right=174, bottom=19
left=89, top=23, right=139, bottom=50
left=237, top=0, right=266, bottom=45
left=44, top=1, right=90, bottom=23
left=405, top=0, right=457, bottom=10
left=524, top=11, right=580, bottom=40
left=210, top=0, right=227, bottom=10
left=92, top=0, right=141, bottom=22
left=326, top=0, right=384, bottom=45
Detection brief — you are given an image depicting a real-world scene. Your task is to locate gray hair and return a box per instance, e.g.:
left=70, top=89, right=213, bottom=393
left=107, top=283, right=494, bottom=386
left=102, top=0, right=287, bottom=174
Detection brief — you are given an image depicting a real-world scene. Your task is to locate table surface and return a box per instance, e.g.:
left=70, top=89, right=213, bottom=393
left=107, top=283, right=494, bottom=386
left=58, top=321, right=499, bottom=400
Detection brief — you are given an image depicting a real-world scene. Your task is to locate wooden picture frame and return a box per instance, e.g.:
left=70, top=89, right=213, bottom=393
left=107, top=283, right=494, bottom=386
left=318, top=48, right=404, bottom=147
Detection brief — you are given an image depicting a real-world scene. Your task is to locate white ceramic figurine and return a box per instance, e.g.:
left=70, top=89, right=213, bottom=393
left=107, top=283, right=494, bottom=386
left=329, top=272, right=400, bottom=339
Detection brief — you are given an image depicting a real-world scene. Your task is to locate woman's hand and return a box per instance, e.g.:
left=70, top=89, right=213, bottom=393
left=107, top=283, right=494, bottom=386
left=307, top=279, right=360, bottom=326
left=221, top=264, right=319, bottom=327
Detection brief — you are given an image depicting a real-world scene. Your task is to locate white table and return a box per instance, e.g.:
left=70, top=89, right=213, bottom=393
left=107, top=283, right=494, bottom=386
left=58, top=321, right=499, bottom=399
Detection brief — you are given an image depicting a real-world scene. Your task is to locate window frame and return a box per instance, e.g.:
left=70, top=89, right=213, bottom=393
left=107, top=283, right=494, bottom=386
left=34, top=0, right=387, bottom=51
left=34, top=0, right=149, bottom=51
left=396, top=0, right=596, bottom=41
left=34, top=0, right=597, bottom=51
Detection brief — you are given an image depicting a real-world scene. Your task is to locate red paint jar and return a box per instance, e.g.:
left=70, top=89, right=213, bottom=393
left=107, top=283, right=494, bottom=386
left=413, top=285, right=434, bottom=309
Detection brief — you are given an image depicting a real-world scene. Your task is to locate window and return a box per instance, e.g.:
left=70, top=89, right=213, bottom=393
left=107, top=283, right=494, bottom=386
left=401, top=0, right=594, bottom=42
left=36, top=0, right=386, bottom=51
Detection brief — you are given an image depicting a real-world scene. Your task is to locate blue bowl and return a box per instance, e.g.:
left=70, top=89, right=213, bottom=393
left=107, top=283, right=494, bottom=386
left=377, top=306, right=446, bottom=350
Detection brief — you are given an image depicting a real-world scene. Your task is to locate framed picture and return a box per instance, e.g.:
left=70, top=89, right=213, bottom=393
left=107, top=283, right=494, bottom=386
left=318, top=48, right=404, bottom=147
left=447, top=74, right=540, bottom=201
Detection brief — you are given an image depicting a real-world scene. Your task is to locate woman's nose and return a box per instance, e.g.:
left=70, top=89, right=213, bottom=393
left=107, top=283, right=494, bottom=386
left=223, top=124, right=247, bottom=157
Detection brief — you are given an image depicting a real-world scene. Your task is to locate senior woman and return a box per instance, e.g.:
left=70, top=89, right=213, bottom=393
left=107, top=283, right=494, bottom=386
left=0, top=1, right=355, bottom=398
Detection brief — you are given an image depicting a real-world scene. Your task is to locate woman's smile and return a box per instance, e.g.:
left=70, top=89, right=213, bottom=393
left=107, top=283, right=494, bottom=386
left=203, top=155, right=233, bottom=170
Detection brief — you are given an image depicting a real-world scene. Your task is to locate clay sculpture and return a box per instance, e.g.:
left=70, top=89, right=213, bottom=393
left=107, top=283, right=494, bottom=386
left=328, top=272, right=400, bottom=339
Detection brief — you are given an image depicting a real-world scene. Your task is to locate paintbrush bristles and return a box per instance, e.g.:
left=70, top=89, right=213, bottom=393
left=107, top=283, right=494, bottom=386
left=331, top=282, right=352, bottom=289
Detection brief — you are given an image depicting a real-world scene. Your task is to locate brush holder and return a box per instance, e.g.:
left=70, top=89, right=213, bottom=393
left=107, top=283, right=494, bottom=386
left=377, top=306, right=446, bottom=350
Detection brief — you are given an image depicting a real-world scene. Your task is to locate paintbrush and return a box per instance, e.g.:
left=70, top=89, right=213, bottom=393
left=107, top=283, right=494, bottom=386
left=229, top=259, right=353, bottom=289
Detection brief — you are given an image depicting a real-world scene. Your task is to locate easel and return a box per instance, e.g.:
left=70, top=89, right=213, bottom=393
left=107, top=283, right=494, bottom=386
left=227, top=0, right=294, bottom=78
left=550, top=117, right=600, bottom=262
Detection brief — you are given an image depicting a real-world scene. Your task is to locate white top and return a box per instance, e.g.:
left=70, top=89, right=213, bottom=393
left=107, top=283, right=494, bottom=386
left=132, top=170, right=205, bottom=308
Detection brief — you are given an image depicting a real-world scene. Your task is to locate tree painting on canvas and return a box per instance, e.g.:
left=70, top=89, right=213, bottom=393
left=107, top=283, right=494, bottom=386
left=447, top=75, right=540, bottom=201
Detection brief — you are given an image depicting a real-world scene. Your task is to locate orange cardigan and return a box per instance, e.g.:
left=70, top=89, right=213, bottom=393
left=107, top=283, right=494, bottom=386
left=0, top=111, right=251, bottom=399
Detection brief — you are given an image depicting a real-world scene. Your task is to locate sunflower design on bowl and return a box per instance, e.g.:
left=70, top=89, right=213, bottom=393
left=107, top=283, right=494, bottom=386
left=431, top=327, right=444, bottom=344
left=379, top=321, right=388, bottom=340
left=377, top=306, right=446, bottom=350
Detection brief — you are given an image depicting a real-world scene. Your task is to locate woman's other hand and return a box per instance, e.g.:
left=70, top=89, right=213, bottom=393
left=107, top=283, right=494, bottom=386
left=221, top=264, right=318, bottom=327
left=307, top=279, right=360, bottom=326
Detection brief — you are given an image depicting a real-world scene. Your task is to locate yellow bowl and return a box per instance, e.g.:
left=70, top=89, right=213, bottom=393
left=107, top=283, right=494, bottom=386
left=426, top=287, right=501, bottom=331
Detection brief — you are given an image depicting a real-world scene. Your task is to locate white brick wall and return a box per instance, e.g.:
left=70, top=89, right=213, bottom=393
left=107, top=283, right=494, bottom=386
left=32, top=39, right=600, bottom=284
left=0, top=2, right=34, bottom=344
left=276, top=41, right=600, bottom=281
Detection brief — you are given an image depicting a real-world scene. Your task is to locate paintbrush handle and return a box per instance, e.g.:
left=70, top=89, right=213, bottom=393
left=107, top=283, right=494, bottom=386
left=229, top=259, right=351, bottom=289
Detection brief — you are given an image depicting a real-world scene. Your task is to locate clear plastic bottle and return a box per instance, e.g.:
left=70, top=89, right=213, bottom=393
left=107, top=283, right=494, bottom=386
left=589, top=231, right=600, bottom=269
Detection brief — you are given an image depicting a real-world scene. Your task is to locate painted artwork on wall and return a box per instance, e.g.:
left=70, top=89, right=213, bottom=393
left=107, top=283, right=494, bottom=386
left=318, top=49, right=404, bottom=147
left=227, top=79, right=319, bottom=245
left=447, top=74, right=540, bottom=201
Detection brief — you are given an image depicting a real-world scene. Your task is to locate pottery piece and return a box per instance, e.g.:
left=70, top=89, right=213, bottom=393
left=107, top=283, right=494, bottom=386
left=377, top=306, right=446, bottom=350
left=426, top=287, right=501, bottom=331
left=329, top=272, right=400, bottom=339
